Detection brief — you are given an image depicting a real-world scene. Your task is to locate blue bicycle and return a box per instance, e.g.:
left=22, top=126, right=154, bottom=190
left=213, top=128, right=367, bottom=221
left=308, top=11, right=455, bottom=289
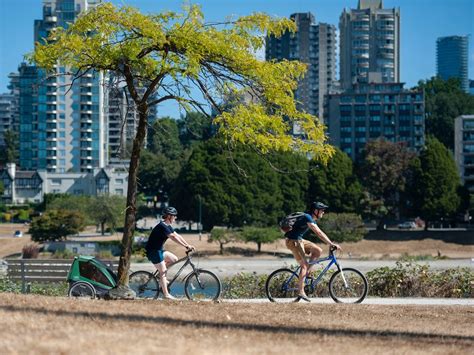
left=265, top=245, right=368, bottom=303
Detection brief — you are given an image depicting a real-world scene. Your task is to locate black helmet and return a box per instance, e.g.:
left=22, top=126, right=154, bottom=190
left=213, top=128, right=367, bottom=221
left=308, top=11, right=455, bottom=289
left=163, top=206, right=178, bottom=216
left=310, top=201, right=328, bottom=211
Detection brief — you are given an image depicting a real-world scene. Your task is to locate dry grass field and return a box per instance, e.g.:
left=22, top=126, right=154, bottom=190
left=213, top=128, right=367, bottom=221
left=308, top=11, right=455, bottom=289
left=0, top=293, right=472, bottom=354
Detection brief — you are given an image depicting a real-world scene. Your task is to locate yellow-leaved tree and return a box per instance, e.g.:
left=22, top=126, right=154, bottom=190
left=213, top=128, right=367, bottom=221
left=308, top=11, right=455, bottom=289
left=30, top=3, right=334, bottom=297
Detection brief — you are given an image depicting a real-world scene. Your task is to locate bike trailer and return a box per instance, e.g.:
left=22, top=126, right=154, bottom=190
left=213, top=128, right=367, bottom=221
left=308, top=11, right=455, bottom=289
left=67, top=255, right=118, bottom=298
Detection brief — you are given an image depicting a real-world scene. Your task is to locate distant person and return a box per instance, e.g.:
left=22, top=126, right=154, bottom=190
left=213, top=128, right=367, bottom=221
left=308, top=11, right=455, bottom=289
left=145, top=206, right=195, bottom=300
left=284, top=202, right=341, bottom=302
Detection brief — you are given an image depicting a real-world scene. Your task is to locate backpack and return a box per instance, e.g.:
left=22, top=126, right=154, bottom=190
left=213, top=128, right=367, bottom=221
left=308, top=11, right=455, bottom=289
left=279, top=212, right=306, bottom=233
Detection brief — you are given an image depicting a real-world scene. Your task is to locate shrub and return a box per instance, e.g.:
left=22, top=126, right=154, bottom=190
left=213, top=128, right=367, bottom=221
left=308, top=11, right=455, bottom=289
left=51, top=249, right=76, bottom=259
left=366, top=262, right=473, bottom=298
left=222, top=272, right=267, bottom=299
left=22, top=244, right=40, bottom=259
left=317, top=213, right=367, bottom=242
left=29, top=210, right=86, bottom=242
left=0, top=279, right=68, bottom=296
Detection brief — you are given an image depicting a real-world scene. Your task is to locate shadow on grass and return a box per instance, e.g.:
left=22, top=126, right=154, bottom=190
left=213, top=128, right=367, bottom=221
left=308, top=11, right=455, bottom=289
left=0, top=304, right=472, bottom=346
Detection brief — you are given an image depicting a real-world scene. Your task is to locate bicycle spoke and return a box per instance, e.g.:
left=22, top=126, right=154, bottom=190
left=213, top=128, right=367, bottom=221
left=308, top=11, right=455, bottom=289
left=329, top=268, right=368, bottom=303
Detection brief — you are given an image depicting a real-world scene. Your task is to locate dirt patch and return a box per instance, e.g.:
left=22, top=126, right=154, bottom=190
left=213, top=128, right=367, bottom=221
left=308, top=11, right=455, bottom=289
left=0, top=293, right=472, bottom=354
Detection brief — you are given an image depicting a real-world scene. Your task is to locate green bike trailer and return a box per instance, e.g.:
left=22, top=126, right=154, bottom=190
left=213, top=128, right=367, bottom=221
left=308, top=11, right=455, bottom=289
left=67, top=255, right=118, bottom=298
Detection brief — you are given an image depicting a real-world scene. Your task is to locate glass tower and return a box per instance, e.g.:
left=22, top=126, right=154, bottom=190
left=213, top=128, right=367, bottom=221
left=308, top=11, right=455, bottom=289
left=437, top=35, right=469, bottom=93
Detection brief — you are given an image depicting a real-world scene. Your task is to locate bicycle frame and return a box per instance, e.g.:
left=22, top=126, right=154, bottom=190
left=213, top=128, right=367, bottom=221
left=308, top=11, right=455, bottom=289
left=151, top=253, right=200, bottom=291
left=288, top=248, right=349, bottom=289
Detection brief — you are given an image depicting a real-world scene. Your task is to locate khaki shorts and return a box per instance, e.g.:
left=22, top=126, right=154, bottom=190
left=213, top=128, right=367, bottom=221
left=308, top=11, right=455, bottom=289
left=285, top=239, right=318, bottom=264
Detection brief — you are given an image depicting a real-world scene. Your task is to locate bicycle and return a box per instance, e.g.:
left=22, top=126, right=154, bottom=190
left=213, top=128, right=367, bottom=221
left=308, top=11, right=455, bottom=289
left=129, top=250, right=221, bottom=301
left=265, top=245, right=368, bottom=303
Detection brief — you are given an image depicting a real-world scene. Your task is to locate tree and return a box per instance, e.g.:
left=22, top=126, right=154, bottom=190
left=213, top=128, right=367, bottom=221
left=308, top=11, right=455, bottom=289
left=178, top=111, right=213, bottom=148
left=29, top=210, right=86, bottom=242
left=89, top=195, right=127, bottom=235
left=239, top=226, right=281, bottom=253
left=316, top=213, right=367, bottom=243
left=268, top=151, right=309, bottom=215
left=31, top=3, right=333, bottom=295
left=171, top=139, right=283, bottom=230
left=139, top=117, right=185, bottom=198
left=416, top=77, right=474, bottom=150
left=308, top=148, right=363, bottom=213
left=358, top=139, right=415, bottom=221
left=415, top=137, right=461, bottom=226
left=0, top=130, right=19, bottom=165
left=208, top=227, right=238, bottom=255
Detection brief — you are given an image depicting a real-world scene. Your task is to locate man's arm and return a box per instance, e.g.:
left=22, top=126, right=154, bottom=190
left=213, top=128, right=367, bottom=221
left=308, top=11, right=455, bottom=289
left=168, top=232, right=194, bottom=250
left=307, top=222, right=341, bottom=250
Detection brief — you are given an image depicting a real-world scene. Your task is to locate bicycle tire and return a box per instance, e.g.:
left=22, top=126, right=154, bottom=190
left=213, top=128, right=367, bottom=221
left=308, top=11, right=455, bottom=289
left=328, top=267, right=368, bottom=304
left=68, top=281, right=96, bottom=299
left=184, top=269, right=221, bottom=301
left=265, top=268, right=300, bottom=303
left=129, top=271, right=160, bottom=299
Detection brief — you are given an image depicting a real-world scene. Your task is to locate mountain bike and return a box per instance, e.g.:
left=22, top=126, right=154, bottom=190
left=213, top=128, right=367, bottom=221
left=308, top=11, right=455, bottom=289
left=265, top=245, right=368, bottom=303
left=129, top=250, right=221, bottom=301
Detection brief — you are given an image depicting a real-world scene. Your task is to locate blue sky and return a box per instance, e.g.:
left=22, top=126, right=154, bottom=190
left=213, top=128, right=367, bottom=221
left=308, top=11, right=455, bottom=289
left=0, top=0, right=473, bottom=117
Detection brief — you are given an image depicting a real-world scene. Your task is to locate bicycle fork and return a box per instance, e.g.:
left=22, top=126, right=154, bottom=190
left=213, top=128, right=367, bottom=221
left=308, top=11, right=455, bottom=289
left=336, top=263, right=350, bottom=289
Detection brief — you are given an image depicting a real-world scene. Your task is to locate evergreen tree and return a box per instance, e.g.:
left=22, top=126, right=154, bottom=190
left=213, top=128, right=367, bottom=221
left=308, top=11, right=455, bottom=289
left=308, top=148, right=363, bottom=213
left=416, top=137, right=461, bottom=226
left=416, top=77, right=474, bottom=150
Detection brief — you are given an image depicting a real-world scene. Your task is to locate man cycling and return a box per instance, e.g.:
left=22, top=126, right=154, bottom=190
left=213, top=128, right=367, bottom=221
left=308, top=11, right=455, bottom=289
left=145, top=206, right=195, bottom=300
left=285, top=201, right=341, bottom=302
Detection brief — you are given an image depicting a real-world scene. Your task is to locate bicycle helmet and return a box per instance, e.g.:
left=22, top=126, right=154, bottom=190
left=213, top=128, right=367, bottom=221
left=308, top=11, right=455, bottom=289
left=310, top=201, right=329, bottom=211
left=163, top=206, right=178, bottom=216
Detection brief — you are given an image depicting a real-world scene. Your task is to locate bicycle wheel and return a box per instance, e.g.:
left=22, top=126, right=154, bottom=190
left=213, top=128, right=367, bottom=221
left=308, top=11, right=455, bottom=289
left=265, top=268, right=300, bottom=303
left=328, top=268, right=368, bottom=304
left=129, top=271, right=160, bottom=299
left=68, top=281, right=96, bottom=299
left=184, top=269, right=221, bottom=301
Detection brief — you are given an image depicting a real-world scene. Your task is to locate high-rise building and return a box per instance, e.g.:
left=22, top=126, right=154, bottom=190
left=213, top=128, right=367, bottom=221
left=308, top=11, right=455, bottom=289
left=326, top=82, right=424, bottom=161
left=437, top=36, right=469, bottom=93
left=266, top=13, right=336, bottom=123
left=339, top=0, right=400, bottom=90
left=0, top=94, right=15, bottom=149
left=454, top=115, right=474, bottom=192
left=19, top=0, right=105, bottom=173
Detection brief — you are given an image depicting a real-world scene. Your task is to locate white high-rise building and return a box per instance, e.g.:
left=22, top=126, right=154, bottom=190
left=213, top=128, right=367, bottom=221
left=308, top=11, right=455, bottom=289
left=19, top=0, right=105, bottom=173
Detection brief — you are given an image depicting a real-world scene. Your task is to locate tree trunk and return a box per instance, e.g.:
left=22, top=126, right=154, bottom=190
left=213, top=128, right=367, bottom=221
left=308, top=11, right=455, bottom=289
left=101, top=222, right=105, bottom=236
left=257, top=242, right=261, bottom=253
left=116, top=104, right=148, bottom=286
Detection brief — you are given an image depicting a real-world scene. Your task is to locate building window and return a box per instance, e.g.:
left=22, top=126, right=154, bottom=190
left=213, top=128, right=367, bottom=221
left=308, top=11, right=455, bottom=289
left=51, top=179, right=61, bottom=185
left=115, top=189, right=124, bottom=195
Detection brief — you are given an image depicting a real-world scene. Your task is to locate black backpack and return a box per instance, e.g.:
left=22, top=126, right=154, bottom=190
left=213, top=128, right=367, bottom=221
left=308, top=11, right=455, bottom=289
left=279, top=212, right=306, bottom=233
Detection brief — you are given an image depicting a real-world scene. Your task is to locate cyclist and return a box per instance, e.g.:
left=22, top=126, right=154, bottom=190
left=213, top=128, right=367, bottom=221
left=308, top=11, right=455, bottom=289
left=145, top=206, right=195, bottom=300
left=285, top=201, right=341, bottom=302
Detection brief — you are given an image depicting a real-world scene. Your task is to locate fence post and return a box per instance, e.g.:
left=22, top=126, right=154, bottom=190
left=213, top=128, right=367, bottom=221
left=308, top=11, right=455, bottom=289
left=20, top=260, right=26, bottom=294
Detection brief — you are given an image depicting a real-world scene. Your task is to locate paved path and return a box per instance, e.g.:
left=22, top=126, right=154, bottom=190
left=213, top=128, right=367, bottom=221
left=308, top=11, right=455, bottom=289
left=132, top=258, right=474, bottom=277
